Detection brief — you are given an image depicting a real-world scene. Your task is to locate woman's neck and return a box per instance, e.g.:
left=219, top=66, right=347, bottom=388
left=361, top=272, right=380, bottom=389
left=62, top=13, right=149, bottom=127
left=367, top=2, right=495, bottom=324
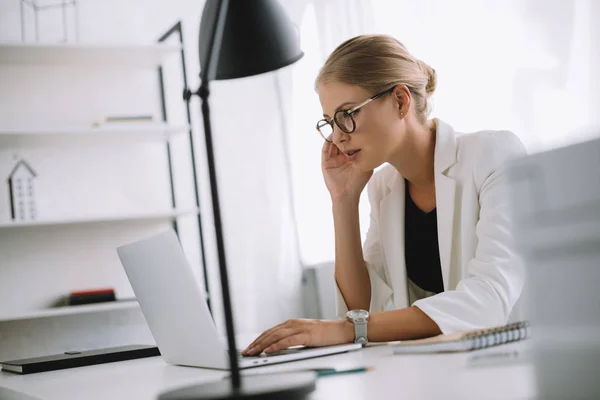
left=388, top=119, right=436, bottom=187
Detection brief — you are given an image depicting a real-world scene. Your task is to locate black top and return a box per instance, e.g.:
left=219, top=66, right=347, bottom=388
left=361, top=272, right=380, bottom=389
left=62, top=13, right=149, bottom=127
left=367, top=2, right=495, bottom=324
left=404, top=181, right=445, bottom=294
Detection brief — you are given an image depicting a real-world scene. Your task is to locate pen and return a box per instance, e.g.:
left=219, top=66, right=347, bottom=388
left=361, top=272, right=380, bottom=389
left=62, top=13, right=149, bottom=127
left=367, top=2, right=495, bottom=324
left=314, top=366, right=373, bottom=377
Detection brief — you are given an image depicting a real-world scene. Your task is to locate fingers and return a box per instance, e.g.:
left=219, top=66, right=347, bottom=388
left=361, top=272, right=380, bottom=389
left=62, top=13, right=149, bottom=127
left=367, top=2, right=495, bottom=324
left=264, top=334, right=309, bottom=354
left=243, top=327, right=297, bottom=356
left=321, top=140, right=330, bottom=155
left=245, top=321, right=286, bottom=352
left=322, top=140, right=334, bottom=162
left=321, top=142, right=328, bottom=163
left=322, top=140, right=344, bottom=163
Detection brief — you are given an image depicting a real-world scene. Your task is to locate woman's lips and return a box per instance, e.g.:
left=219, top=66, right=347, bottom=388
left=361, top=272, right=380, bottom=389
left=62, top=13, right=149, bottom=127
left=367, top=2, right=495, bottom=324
left=346, top=149, right=361, bottom=160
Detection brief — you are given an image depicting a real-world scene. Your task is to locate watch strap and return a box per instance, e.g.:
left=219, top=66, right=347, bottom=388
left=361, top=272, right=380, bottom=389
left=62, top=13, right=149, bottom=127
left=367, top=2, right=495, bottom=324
left=346, top=310, right=369, bottom=345
left=355, top=320, right=368, bottom=345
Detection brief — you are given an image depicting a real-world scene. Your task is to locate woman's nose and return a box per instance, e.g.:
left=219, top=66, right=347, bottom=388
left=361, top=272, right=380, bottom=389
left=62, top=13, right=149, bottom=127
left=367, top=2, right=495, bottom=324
left=332, top=126, right=348, bottom=145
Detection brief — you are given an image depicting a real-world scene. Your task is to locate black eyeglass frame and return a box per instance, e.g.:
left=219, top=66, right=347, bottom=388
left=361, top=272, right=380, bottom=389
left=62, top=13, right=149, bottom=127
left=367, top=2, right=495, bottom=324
left=316, top=85, right=396, bottom=143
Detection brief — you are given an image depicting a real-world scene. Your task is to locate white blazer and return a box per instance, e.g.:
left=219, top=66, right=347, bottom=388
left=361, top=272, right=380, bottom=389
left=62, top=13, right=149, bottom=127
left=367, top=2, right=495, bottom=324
left=335, top=119, right=527, bottom=334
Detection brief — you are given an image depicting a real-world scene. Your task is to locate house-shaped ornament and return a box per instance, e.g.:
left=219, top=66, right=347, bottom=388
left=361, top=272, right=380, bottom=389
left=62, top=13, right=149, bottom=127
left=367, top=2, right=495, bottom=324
left=8, top=160, right=38, bottom=221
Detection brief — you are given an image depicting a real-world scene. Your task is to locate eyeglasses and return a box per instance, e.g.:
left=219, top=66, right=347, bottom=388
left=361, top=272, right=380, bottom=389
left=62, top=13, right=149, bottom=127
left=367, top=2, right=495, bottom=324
left=316, top=86, right=395, bottom=143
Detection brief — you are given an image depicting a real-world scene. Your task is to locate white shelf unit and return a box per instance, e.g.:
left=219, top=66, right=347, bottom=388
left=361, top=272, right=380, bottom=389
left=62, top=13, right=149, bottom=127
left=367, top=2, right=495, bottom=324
left=0, top=124, right=189, bottom=147
left=0, top=208, right=199, bottom=229
left=0, top=300, right=141, bottom=322
left=0, top=289, right=208, bottom=322
left=0, top=37, right=206, bottom=320
left=0, top=42, right=182, bottom=67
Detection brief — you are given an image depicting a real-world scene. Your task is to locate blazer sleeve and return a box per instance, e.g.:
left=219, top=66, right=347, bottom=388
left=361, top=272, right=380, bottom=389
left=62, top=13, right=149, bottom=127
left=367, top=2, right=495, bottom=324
left=413, top=131, right=527, bottom=333
left=335, top=172, right=394, bottom=319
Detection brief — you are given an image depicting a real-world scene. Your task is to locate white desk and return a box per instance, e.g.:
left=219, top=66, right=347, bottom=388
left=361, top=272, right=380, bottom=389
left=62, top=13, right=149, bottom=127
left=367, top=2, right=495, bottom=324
left=0, top=342, right=535, bottom=400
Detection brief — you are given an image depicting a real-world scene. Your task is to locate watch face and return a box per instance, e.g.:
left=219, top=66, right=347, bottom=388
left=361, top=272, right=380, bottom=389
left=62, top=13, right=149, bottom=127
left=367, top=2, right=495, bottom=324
left=347, top=309, right=369, bottom=320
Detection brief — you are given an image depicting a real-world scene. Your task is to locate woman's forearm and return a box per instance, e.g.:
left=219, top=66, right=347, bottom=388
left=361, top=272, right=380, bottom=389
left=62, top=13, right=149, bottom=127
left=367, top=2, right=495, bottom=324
left=366, top=306, right=442, bottom=342
left=332, top=198, right=371, bottom=311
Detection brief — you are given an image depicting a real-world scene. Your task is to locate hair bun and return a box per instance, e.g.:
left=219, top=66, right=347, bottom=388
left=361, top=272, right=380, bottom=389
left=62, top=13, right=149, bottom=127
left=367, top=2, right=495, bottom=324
left=317, top=34, right=438, bottom=123
left=418, top=60, right=437, bottom=97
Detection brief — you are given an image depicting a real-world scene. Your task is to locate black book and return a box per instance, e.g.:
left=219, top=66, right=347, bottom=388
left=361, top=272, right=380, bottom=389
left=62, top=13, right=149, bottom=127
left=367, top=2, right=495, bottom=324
left=68, top=291, right=116, bottom=305
left=1, top=344, right=160, bottom=374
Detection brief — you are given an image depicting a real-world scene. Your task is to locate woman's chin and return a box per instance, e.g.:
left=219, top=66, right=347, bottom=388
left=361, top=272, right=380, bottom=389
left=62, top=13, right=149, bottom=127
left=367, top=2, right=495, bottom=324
left=361, top=160, right=383, bottom=173
left=353, top=155, right=377, bottom=172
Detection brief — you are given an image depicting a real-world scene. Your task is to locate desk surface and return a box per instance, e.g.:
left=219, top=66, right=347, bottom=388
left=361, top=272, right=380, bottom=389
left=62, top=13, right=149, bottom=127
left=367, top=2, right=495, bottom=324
left=0, top=341, right=535, bottom=400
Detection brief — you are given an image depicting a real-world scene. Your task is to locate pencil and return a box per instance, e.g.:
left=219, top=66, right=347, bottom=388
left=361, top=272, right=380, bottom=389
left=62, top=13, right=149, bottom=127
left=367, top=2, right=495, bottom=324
left=315, top=366, right=373, bottom=377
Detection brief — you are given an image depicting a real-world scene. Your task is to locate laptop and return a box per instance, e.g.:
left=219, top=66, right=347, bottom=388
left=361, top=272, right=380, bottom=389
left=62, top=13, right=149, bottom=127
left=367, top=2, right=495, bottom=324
left=116, top=229, right=361, bottom=370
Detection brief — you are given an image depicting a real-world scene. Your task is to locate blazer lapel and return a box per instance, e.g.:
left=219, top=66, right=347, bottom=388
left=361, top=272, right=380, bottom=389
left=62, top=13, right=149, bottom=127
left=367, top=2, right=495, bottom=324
left=377, top=119, right=458, bottom=307
left=433, top=119, right=458, bottom=290
left=379, top=172, right=409, bottom=309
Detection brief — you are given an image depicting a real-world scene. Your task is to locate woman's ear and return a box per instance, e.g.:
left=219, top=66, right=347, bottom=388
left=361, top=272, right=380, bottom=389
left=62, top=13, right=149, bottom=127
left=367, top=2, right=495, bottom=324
left=393, top=85, right=411, bottom=118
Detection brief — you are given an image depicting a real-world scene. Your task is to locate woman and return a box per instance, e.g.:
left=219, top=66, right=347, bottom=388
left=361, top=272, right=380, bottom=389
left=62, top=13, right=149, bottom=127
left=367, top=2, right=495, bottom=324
left=242, top=34, right=526, bottom=356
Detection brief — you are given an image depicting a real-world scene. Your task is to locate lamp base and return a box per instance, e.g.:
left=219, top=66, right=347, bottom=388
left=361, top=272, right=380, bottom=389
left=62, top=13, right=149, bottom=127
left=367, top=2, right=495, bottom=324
left=157, top=372, right=316, bottom=400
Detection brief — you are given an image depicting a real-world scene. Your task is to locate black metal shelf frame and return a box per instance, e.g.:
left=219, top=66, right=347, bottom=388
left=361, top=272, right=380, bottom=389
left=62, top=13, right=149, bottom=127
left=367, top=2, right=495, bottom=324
left=157, top=21, right=211, bottom=312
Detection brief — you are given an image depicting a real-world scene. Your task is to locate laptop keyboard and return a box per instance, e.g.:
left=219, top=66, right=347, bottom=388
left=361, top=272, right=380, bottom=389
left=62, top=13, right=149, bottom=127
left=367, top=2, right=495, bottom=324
left=229, top=348, right=303, bottom=358
left=261, top=348, right=303, bottom=356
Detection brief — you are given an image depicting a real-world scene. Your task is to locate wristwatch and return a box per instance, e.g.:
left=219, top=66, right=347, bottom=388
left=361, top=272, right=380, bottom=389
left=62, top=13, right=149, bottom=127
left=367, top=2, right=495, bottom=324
left=346, top=309, right=370, bottom=345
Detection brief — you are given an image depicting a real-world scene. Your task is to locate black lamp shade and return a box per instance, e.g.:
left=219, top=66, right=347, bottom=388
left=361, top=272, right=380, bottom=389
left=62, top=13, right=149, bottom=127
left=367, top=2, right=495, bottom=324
left=199, top=0, right=304, bottom=81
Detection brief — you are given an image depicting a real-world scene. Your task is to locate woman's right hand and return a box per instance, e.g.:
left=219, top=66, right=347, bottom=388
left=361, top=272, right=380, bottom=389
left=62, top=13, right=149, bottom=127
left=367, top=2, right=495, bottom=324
left=321, top=140, right=373, bottom=202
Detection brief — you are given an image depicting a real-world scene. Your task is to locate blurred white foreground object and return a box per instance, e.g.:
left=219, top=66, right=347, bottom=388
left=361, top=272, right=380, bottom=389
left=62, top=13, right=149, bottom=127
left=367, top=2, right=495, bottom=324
left=507, top=135, right=600, bottom=399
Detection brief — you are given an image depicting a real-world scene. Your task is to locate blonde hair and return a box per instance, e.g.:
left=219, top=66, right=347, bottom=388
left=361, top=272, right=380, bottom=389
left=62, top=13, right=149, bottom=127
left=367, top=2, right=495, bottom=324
left=316, top=34, right=437, bottom=123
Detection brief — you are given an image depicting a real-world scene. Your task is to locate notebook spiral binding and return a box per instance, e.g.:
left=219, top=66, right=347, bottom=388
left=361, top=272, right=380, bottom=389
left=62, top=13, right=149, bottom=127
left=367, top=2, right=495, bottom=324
left=464, top=321, right=530, bottom=351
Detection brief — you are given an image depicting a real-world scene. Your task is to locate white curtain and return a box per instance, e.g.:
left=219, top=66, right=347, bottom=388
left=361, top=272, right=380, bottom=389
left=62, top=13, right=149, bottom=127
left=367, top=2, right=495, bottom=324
left=276, top=0, right=376, bottom=268
left=281, top=0, right=600, bottom=266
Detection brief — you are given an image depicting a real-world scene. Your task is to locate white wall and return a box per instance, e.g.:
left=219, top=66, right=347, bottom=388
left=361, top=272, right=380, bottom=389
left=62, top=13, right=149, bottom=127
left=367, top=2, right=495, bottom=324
left=0, top=0, right=305, bottom=335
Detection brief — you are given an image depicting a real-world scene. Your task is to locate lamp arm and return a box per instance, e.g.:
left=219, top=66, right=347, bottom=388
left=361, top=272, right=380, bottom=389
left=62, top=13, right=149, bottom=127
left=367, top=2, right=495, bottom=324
left=197, top=82, right=242, bottom=389
left=189, top=0, right=242, bottom=390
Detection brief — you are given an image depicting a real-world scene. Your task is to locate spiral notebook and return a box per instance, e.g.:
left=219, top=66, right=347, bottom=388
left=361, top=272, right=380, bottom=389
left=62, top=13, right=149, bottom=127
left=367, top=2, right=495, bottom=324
left=391, top=321, right=530, bottom=354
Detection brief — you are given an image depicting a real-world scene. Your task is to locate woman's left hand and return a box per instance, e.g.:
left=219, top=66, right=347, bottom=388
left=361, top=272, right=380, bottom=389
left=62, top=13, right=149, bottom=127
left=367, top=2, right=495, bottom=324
left=242, top=319, right=354, bottom=356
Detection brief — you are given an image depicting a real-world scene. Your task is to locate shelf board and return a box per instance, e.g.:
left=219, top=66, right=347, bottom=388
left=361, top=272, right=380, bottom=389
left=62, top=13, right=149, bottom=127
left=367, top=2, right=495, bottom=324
left=0, top=124, right=189, bottom=147
left=0, top=42, right=181, bottom=67
left=0, top=300, right=140, bottom=322
left=0, top=208, right=199, bottom=229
